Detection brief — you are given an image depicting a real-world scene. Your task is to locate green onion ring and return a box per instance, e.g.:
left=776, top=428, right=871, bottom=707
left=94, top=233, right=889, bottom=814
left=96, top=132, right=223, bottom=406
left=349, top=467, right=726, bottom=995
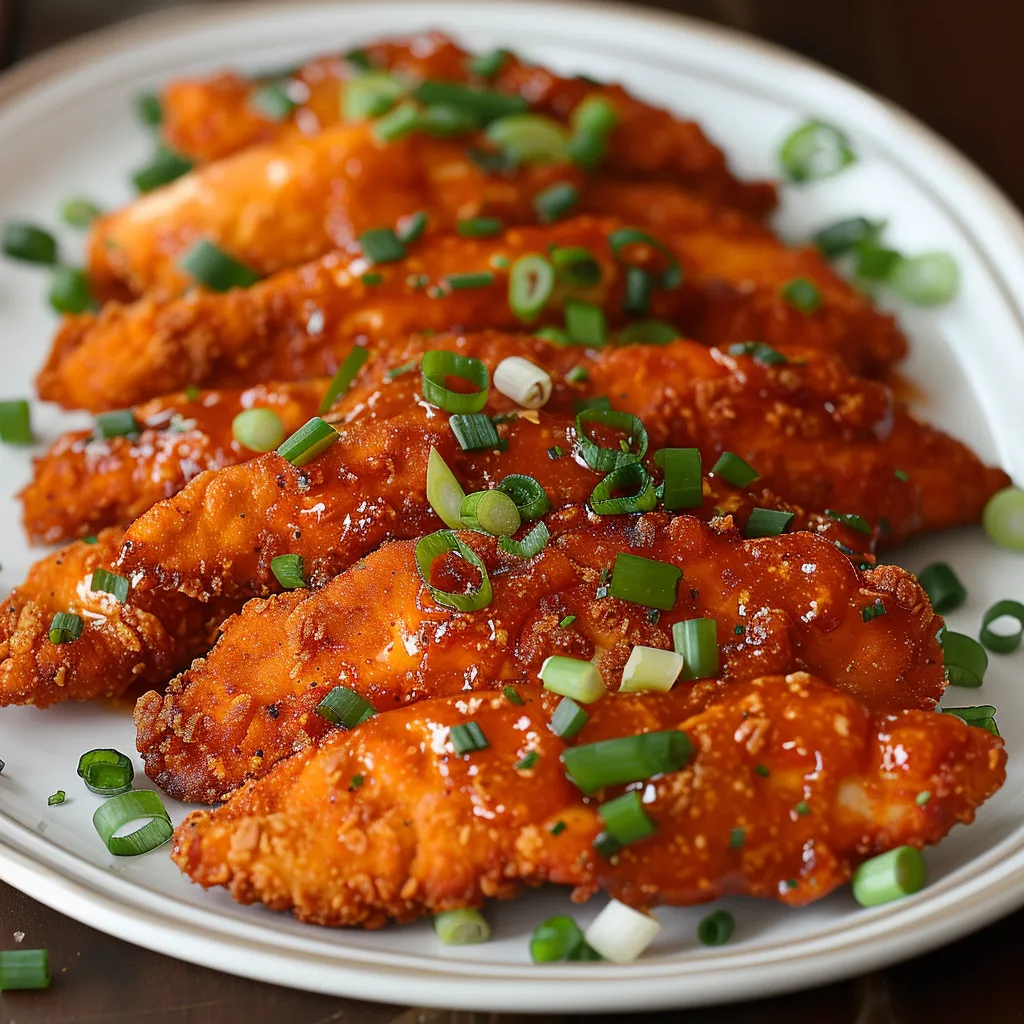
left=420, top=350, right=489, bottom=413
left=574, top=407, right=648, bottom=472
left=607, top=227, right=683, bottom=289
left=979, top=599, right=1024, bottom=654
left=497, top=474, right=551, bottom=520
left=414, top=530, right=493, bottom=612
left=92, top=789, right=173, bottom=857
left=590, top=463, right=657, bottom=515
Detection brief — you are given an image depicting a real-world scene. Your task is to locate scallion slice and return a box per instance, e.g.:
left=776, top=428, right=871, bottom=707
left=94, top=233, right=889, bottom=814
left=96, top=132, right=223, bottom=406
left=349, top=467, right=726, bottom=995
left=888, top=253, right=959, bottom=305
left=270, top=553, right=306, bottom=589
left=697, top=910, right=735, bottom=946
left=608, top=227, right=682, bottom=289
left=131, top=146, right=193, bottom=193
left=496, top=475, right=550, bottom=521
left=457, top=216, right=503, bottom=238
left=485, top=113, right=569, bottom=164
left=608, top=553, right=681, bottom=612
left=617, top=319, right=679, bottom=346
left=534, top=182, right=579, bottom=224
left=728, top=341, right=788, bottom=366
left=541, top=656, right=606, bottom=703
left=373, top=101, right=421, bottom=142
left=460, top=490, right=521, bottom=536
left=277, top=417, right=338, bottom=467
left=623, top=267, right=654, bottom=316
left=421, top=350, right=489, bottom=413
left=779, top=120, right=856, bottom=182
left=251, top=79, right=299, bottom=121
left=415, top=530, right=493, bottom=612
left=90, top=568, right=130, bottom=603
left=813, top=216, right=883, bottom=258
left=420, top=104, right=480, bottom=141
left=49, top=611, right=83, bottom=645
left=551, top=246, right=602, bottom=287
left=413, top=80, right=527, bottom=123
left=76, top=748, right=134, bottom=796
left=590, top=463, right=657, bottom=515
left=319, top=345, right=369, bottom=414
left=654, top=448, right=702, bottom=510
left=0, top=399, right=33, bottom=444
left=179, top=239, right=260, bottom=292
left=450, top=413, right=501, bottom=451
left=232, top=408, right=285, bottom=452
left=744, top=508, right=794, bottom=539
left=781, top=277, right=822, bottom=313
left=711, top=451, right=759, bottom=488
left=564, top=730, right=693, bottom=795
left=92, top=789, right=173, bottom=856
left=824, top=509, right=872, bottom=535
left=358, top=226, right=405, bottom=264
left=137, top=91, right=162, bottom=126
left=434, top=908, right=491, bottom=945
left=567, top=95, right=619, bottom=169
left=855, top=243, right=901, bottom=281
left=343, top=71, right=404, bottom=121
left=851, top=846, right=926, bottom=907
left=451, top=721, right=489, bottom=755
left=584, top=899, right=661, bottom=963
left=467, top=48, right=509, bottom=80
left=48, top=790, right=66, bottom=806
left=508, top=253, right=555, bottom=323
left=536, top=326, right=570, bottom=345
left=619, top=645, right=683, bottom=694
left=942, top=705, right=1000, bottom=737
left=498, top=520, right=550, bottom=559
left=599, top=790, right=656, bottom=846
left=2, top=222, right=58, bottom=264
left=575, top=407, right=647, bottom=471
left=979, top=599, right=1024, bottom=654
left=549, top=696, right=590, bottom=739
left=426, top=447, right=466, bottom=529
left=530, top=915, right=585, bottom=963
left=940, top=630, right=988, bottom=687
left=504, top=685, right=525, bottom=705
left=48, top=266, right=95, bottom=315
left=917, top=562, right=967, bottom=613
left=93, top=409, right=139, bottom=440
left=672, top=618, right=719, bottom=680
left=493, top=356, right=552, bottom=409
left=443, top=271, right=495, bottom=291
left=0, top=948, right=50, bottom=990
left=316, top=685, right=376, bottom=727
left=982, top=486, right=1024, bottom=552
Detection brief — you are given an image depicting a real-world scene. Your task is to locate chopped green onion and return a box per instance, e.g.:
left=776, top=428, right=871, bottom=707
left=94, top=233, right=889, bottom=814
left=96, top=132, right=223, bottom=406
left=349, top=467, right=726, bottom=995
left=94, top=409, right=138, bottom=439
left=343, top=71, right=404, bottom=120
left=567, top=95, right=619, bottom=169
left=0, top=399, right=33, bottom=444
left=540, top=656, right=606, bottom=703
left=590, top=463, right=657, bottom=515
left=549, top=696, right=589, bottom=739
left=781, top=277, right=822, bottom=313
left=575, top=407, right=647, bottom=471
left=415, top=530, right=493, bottom=612
left=940, top=630, right=988, bottom=687
left=93, top=789, right=173, bottom=856
left=559, top=615, right=576, bottom=629
left=573, top=394, right=611, bottom=415
left=982, top=486, right=1024, bottom=551
left=824, top=509, right=872, bottom=535
left=728, top=341, right=787, bottom=366
left=535, top=182, right=579, bottom=224
left=617, top=319, right=679, bottom=346
left=393, top=211, right=428, bottom=248
left=358, top=226, right=405, bottom=264
left=503, top=685, right=524, bottom=705
left=888, top=253, right=959, bottom=306
left=608, top=227, right=682, bottom=289
left=137, top=91, right=162, bottom=125
left=48, top=790, right=66, bottom=806
left=711, top=451, right=759, bottom=488
left=547, top=445, right=565, bottom=458
left=730, top=827, right=745, bottom=849
left=623, top=267, right=654, bottom=316
left=530, top=915, right=585, bottom=963
left=599, top=790, right=656, bottom=846
left=499, top=520, right=550, bottom=558
left=443, top=271, right=495, bottom=291
left=450, top=413, right=501, bottom=451
left=979, top=599, right=1024, bottom=654
left=2, top=222, right=58, bottom=265
left=516, top=751, right=539, bottom=770
left=434, top=908, right=491, bottom=945
left=421, top=350, right=489, bottom=413
left=426, top=447, right=466, bottom=529
left=373, top=100, right=421, bottom=142
left=0, top=948, right=50, bottom=990
left=564, top=730, right=693, bottom=795
left=413, top=80, right=527, bottom=123
left=609, top=553, right=682, bottom=612
left=779, top=119, right=855, bottom=182
left=672, top=618, right=719, bottom=680
left=49, top=611, right=83, bottom=645
left=179, top=239, right=260, bottom=292
left=48, top=266, right=95, bottom=315
left=654, top=448, right=702, bottom=510
left=855, top=243, right=901, bottom=281
left=457, top=217, right=503, bottom=238
left=860, top=598, right=886, bottom=622
left=508, top=252, right=556, bottom=323
left=387, top=358, right=419, bottom=381
left=131, top=146, right=193, bottom=193
left=76, top=748, right=134, bottom=796
left=320, top=345, right=369, bottom=414
left=917, top=562, right=967, bottom=613
left=551, top=246, right=602, bottom=287
left=60, top=197, right=103, bottom=229
left=251, top=80, right=298, bottom=120
left=536, top=327, right=571, bottom=345
left=277, top=417, right=338, bottom=467
left=942, top=705, right=1000, bottom=737
left=345, top=48, right=372, bottom=70
left=493, top=356, right=552, bottom=409
left=584, top=899, right=661, bottom=963
left=460, top=490, right=522, bottom=536
left=316, top=685, right=376, bottom=728
left=361, top=271, right=383, bottom=286
left=497, top=474, right=551, bottom=520
left=619, top=645, right=683, bottom=694
left=697, top=910, right=735, bottom=946
left=915, top=791, right=931, bottom=806
left=851, top=846, right=926, bottom=907
left=744, top=508, right=794, bottom=539
left=90, top=568, right=129, bottom=603
left=417, top=105, right=478, bottom=140
left=270, top=553, right=306, bottom=589
left=467, top=48, right=509, bottom=80
left=485, top=113, right=569, bottom=164
left=813, top=216, right=882, bottom=258
left=566, top=365, right=589, bottom=384
left=451, top=721, right=489, bottom=755
left=232, top=408, right=285, bottom=452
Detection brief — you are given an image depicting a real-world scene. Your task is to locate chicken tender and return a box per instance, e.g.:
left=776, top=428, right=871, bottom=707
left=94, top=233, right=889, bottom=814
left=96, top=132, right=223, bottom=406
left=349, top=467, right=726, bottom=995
left=136, top=510, right=945, bottom=803
left=171, top=674, right=1005, bottom=927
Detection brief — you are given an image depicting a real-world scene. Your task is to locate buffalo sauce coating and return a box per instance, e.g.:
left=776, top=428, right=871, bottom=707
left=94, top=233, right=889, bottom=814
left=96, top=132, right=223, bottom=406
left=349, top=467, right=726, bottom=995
left=170, top=676, right=1006, bottom=926
left=159, top=33, right=776, bottom=218
left=20, top=380, right=326, bottom=544
left=135, top=510, right=942, bottom=804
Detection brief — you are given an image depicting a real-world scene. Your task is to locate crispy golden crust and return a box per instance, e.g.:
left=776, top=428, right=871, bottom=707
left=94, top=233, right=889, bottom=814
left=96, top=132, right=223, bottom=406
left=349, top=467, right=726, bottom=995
left=116, top=332, right=1006, bottom=601
left=160, top=32, right=776, bottom=218
left=21, top=381, right=325, bottom=544
left=0, top=529, right=240, bottom=708
left=171, top=674, right=1005, bottom=927
left=136, top=511, right=945, bottom=803
left=41, top=214, right=903, bottom=411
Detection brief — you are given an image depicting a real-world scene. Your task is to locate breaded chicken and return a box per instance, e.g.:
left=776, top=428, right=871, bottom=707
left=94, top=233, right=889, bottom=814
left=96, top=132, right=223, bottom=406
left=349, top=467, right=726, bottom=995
left=21, top=380, right=326, bottom=544
left=159, top=32, right=776, bottom=218
left=0, top=529, right=239, bottom=708
left=171, top=674, right=1006, bottom=927
left=136, top=511, right=945, bottom=803
left=39, top=215, right=903, bottom=410
left=116, top=332, right=1007, bottom=600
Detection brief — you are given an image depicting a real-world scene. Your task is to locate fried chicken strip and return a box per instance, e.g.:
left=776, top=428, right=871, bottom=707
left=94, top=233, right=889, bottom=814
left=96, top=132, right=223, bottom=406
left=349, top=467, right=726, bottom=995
left=171, top=674, right=1005, bottom=927
left=117, top=331, right=1006, bottom=600
left=40, top=215, right=903, bottom=410
left=136, top=510, right=944, bottom=803
left=0, top=529, right=240, bottom=708
left=159, top=32, right=775, bottom=218
left=21, top=380, right=326, bottom=544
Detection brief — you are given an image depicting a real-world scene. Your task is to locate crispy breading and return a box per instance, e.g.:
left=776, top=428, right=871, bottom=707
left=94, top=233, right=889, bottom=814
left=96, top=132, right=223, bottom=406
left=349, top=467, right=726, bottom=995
left=136, top=511, right=945, bottom=803
left=40, top=215, right=903, bottom=410
left=160, top=32, right=776, bottom=218
left=0, top=529, right=240, bottom=708
left=116, top=332, right=1006, bottom=600
left=21, top=381, right=326, bottom=544
left=170, top=674, right=1005, bottom=927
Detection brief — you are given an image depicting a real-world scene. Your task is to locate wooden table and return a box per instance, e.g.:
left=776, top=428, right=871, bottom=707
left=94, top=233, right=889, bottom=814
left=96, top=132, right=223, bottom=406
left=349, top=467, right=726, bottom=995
left=2, top=2, right=1022, bottom=1021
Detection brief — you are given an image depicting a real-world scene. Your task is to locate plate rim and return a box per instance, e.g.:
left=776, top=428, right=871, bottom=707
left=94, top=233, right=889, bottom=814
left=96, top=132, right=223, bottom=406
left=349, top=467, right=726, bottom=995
left=1, top=0, right=1023, bottom=1012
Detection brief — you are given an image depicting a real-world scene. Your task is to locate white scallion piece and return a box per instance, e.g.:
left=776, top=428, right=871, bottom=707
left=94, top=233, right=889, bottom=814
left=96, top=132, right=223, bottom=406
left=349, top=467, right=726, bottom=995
left=619, top=645, right=684, bottom=693
left=493, top=356, right=552, bottom=409
left=540, top=655, right=606, bottom=703
left=584, top=899, right=662, bottom=963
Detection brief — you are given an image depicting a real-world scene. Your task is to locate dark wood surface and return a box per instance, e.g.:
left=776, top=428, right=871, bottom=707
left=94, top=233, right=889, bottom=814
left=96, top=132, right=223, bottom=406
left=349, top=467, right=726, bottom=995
left=2, top=2, right=1023, bottom=1021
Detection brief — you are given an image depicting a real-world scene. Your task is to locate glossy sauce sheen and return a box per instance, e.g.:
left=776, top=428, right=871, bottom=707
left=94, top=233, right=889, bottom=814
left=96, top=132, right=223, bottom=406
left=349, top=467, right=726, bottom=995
left=171, top=675, right=1005, bottom=927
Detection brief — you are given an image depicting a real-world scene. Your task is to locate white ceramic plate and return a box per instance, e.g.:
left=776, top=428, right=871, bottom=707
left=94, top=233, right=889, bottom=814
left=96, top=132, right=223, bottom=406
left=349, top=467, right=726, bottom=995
left=1, top=1, right=1023, bottom=1012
